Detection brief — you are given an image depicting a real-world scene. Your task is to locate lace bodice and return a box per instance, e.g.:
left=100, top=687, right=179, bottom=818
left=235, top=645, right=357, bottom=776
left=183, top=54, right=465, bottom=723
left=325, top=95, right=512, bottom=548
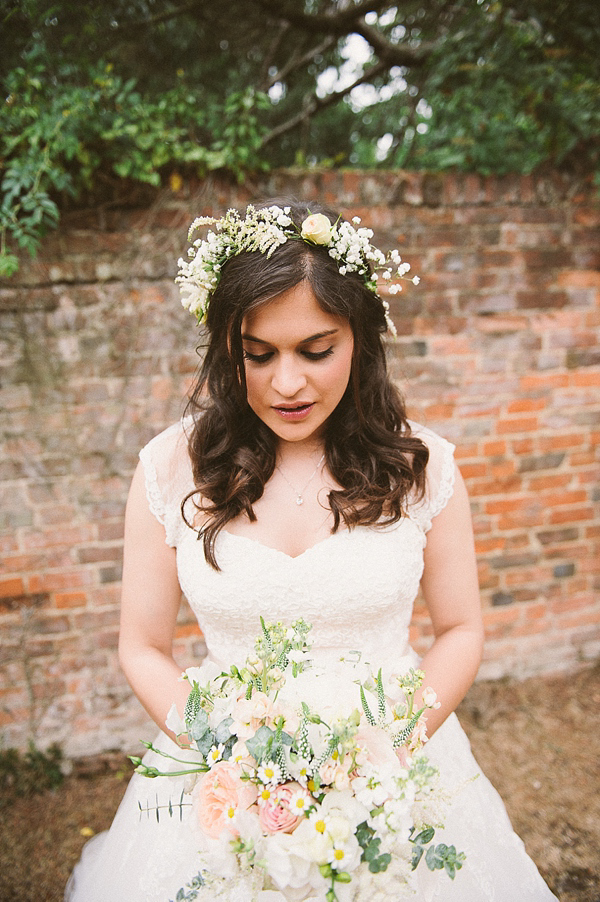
left=139, top=419, right=455, bottom=667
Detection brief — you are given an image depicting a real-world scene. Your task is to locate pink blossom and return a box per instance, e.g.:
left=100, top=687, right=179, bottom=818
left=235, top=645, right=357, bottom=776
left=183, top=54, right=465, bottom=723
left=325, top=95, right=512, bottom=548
left=194, top=760, right=258, bottom=839
left=258, top=782, right=305, bottom=835
left=354, top=724, right=399, bottom=771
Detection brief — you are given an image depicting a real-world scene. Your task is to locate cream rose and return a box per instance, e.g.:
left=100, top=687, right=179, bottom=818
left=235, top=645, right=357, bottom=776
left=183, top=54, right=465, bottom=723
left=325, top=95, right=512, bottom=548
left=300, top=213, right=332, bottom=245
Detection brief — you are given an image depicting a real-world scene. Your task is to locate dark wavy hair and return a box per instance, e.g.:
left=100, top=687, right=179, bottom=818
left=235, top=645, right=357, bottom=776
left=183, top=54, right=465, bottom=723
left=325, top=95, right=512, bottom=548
left=182, top=200, right=429, bottom=569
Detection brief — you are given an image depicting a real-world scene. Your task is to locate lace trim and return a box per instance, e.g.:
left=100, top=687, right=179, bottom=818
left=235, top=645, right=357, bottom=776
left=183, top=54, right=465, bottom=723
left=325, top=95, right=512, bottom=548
left=427, top=439, right=456, bottom=529
left=138, top=443, right=166, bottom=529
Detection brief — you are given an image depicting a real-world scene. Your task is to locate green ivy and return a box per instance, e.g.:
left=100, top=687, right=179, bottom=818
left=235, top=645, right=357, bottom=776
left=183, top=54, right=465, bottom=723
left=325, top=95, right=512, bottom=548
left=0, top=48, right=270, bottom=276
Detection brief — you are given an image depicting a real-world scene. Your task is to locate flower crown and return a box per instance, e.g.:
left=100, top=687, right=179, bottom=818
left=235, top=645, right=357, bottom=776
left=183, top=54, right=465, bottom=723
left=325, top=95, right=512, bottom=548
left=176, top=204, right=419, bottom=335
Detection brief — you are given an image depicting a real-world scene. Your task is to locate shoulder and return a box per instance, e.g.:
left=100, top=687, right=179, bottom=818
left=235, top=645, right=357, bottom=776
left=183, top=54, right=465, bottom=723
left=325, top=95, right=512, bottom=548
left=139, top=416, right=193, bottom=464
left=137, top=417, right=196, bottom=546
left=405, top=421, right=457, bottom=533
left=407, top=420, right=455, bottom=463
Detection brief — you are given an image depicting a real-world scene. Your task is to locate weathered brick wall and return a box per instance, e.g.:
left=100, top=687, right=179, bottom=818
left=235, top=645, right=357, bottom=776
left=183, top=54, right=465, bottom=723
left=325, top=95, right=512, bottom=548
left=1, top=171, right=599, bottom=756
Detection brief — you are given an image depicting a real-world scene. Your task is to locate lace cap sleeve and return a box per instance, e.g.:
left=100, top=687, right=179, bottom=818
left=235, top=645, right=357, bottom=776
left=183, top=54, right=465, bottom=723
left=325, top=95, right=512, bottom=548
left=138, top=419, right=195, bottom=547
left=407, top=421, right=456, bottom=534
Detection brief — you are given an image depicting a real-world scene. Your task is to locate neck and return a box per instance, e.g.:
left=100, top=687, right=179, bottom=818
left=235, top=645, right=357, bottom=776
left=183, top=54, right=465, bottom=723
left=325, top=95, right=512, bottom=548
left=275, top=440, right=325, bottom=467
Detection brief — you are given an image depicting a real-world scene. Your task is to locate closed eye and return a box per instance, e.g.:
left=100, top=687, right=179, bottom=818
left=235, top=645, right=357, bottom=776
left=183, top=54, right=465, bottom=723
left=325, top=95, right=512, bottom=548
left=302, top=347, right=334, bottom=361
left=243, top=350, right=273, bottom=364
left=243, top=347, right=334, bottom=364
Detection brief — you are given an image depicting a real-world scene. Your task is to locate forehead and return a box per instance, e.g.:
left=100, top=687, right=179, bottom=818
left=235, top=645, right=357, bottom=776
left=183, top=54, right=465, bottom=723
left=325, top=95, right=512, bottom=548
left=241, top=281, right=351, bottom=343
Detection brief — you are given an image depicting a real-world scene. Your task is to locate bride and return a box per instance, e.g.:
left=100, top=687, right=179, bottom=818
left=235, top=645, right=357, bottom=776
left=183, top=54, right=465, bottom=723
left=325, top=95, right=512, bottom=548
left=66, top=201, right=558, bottom=900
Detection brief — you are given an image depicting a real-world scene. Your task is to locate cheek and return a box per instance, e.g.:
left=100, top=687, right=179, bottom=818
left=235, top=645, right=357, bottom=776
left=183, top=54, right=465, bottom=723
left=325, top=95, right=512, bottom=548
left=244, top=369, right=265, bottom=407
left=328, top=349, right=353, bottom=396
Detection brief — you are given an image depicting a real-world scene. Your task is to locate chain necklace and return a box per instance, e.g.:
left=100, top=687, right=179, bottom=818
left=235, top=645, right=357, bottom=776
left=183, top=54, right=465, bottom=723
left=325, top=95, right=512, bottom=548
left=275, top=453, right=325, bottom=506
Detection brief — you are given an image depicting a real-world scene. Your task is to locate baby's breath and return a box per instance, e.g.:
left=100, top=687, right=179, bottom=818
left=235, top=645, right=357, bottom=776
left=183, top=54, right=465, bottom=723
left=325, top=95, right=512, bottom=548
left=176, top=205, right=419, bottom=334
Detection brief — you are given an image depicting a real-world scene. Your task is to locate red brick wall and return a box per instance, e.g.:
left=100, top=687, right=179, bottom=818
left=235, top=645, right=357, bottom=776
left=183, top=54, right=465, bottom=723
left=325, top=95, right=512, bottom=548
left=1, top=171, right=599, bottom=755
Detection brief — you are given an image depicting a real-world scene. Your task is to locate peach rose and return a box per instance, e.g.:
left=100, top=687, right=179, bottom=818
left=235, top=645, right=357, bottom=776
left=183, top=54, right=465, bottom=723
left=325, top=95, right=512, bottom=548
left=258, top=782, right=304, bottom=835
left=300, top=213, right=332, bottom=245
left=194, top=760, right=258, bottom=839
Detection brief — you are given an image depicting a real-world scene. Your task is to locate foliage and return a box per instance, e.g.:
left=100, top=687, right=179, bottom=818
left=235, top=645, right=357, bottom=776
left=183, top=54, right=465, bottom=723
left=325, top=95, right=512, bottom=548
left=0, top=741, right=64, bottom=804
left=1, top=0, right=599, bottom=274
left=0, top=39, right=269, bottom=276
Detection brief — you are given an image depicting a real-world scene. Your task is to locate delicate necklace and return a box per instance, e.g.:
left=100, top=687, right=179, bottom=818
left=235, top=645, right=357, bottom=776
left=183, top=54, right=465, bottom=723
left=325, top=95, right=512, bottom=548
left=275, top=453, right=325, bottom=506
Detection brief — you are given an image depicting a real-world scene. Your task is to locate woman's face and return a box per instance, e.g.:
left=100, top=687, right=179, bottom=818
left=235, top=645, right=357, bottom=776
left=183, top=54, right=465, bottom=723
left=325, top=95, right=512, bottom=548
left=241, top=280, right=354, bottom=448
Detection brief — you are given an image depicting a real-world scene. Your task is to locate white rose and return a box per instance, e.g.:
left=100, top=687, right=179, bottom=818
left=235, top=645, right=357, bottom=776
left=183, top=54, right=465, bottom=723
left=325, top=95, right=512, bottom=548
left=300, top=213, right=332, bottom=245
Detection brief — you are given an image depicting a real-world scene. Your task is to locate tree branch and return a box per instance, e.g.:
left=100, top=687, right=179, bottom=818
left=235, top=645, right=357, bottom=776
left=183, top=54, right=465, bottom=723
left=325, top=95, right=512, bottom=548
left=252, top=1, right=432, bottom=68
left=264, top=35, right=338, bottom=91
left=115, top=0, right=205, bottom=31
left=352, top=19, right=433, bottom=67
left=259, top=21, right=292, bottom=89
left=260, top=58, right=388, bottom=147
left=253, top=0, right=391, bottom=32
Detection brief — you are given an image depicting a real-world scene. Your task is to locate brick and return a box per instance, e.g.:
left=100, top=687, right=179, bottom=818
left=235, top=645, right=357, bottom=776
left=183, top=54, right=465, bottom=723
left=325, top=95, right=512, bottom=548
left=518, top=452, right=565, bottom=472
left=54, top=591, right=88, bottom=610
left=506, top=398, right=546, bottom=414
left=496, top=416, right=539, bottom=434
left=549, top=506, right=595, bottom=525
left=0, top=578, right=24, bottom=598
left=538, top=433, right=585, bottom=451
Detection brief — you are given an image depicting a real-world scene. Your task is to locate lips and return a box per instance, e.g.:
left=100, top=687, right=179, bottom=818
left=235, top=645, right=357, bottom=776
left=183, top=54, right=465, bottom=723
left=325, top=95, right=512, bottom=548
left=273, top=402, right=315, bottom=421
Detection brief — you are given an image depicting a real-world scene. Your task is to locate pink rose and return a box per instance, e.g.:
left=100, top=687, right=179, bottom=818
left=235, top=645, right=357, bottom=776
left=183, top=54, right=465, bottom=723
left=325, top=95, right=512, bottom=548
left=194, top=760, right=258, bottom=839
left=258, top=782, right=304, bottom=835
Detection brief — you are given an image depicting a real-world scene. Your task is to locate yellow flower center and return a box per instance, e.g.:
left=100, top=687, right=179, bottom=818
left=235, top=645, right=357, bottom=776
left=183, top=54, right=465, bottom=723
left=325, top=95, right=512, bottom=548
left=334, top=849, right=344, bottom=861
left=315, top=819, right=326, bottom=834
left=261, top=789, right=271, bottom=801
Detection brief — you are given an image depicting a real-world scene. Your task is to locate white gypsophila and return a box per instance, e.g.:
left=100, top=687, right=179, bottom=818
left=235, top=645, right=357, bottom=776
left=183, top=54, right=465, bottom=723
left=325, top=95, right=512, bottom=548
left=176, top=205, right=419, bottom=333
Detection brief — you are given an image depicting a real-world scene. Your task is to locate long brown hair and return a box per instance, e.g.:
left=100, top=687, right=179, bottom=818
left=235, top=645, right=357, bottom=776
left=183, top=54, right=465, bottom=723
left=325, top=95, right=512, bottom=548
left=182, top=200, right=429, bottom=569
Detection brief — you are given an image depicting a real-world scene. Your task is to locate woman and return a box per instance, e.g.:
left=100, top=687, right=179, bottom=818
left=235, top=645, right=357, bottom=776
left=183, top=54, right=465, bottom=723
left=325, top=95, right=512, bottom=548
left=66, top=201, right=558, bottom=900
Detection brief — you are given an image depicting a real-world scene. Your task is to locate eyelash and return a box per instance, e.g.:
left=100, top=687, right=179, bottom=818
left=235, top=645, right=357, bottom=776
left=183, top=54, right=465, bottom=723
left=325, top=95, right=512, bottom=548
left=243, top=347, right=334, bottom=364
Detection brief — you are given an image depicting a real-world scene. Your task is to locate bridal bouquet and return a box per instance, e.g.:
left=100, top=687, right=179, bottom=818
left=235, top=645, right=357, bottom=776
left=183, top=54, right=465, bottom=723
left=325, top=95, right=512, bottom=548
left=132, top=618, right=465, bottom=902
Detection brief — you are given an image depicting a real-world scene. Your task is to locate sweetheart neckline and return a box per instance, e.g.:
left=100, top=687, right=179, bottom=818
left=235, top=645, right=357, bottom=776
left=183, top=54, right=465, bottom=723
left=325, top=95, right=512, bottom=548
left=220, top=527, right=348, bottom=560
left=218, top=519, right=413, bottom=561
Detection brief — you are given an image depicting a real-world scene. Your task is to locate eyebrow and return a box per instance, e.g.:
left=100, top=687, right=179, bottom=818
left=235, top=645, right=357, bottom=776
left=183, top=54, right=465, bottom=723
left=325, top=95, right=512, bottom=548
left=241, top=328, right=339, bottom=346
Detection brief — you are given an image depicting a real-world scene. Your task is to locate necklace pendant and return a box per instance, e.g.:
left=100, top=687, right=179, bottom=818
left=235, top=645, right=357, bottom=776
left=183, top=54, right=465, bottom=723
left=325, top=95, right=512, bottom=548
left=296, top=496, right=304, bottom=506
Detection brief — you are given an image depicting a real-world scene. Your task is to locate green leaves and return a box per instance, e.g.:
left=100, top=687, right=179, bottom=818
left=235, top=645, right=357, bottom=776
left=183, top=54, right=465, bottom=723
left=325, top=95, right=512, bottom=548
left=245, top=724, right=292, bottom=765
left=0, top=50, right=270, bottom=275
left=356, top=820, right=392, bottom=873
left=410, top=827, right=466, bottom=879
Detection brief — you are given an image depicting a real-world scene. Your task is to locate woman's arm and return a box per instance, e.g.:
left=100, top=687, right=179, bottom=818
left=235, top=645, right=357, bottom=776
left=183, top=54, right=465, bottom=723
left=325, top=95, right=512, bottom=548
left=416, top=463, right=485, bottom=737
left=118, top=460, right=190, bottom=739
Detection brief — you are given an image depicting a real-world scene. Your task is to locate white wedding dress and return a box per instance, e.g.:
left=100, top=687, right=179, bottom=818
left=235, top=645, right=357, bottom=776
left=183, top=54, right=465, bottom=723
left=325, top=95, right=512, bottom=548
left=66, top=420, right=558, bottom=902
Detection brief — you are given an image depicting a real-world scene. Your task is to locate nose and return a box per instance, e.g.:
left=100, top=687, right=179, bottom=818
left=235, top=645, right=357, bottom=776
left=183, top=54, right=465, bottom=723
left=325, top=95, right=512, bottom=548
left=271, top=354, right=307, bottom=397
